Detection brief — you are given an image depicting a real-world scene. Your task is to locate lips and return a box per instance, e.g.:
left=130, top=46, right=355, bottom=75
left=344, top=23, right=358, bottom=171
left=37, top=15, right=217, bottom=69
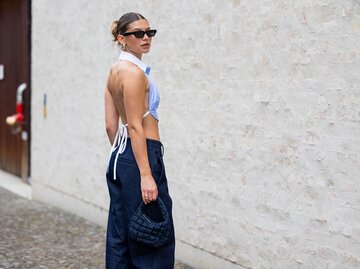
left=141, top=43, right=150, bottom=48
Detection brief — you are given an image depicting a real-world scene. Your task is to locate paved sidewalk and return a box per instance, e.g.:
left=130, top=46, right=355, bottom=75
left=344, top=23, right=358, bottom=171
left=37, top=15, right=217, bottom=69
left=0, top=187, right=192, bottom=269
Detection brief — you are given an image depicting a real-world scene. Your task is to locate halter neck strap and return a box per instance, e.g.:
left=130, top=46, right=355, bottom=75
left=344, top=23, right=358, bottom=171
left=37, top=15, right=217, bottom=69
left=118, top=51, right=151, bottom=75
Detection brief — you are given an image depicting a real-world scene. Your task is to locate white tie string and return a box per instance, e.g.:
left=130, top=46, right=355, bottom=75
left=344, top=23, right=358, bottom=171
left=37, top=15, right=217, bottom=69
left=118, top=123, right=128, bottom=154
left=111, top=123, right=128, bottom=180
left=109, top=111, right=150, bottom=180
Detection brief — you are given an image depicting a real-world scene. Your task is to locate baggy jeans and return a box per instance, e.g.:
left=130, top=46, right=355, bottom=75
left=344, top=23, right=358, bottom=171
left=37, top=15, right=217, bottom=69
left=106, top=138, right=175, bottom=269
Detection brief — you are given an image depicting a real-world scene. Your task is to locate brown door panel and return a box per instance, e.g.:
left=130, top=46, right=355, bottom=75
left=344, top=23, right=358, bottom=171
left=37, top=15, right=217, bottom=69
left=0, top=0, right=30, bottom=177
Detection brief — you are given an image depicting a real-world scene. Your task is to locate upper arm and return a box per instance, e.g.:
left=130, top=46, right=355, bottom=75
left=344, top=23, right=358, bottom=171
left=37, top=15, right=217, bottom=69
left=123, top=68, right=147, bottom=128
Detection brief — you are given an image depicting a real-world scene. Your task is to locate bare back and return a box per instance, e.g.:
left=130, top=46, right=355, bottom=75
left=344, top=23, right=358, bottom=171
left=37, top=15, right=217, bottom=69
left=106, top=60, right=160, bottom=141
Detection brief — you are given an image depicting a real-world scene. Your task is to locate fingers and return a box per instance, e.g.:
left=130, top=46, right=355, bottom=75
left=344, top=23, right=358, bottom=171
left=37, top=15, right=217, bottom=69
left=142, top=189, right=158, bottom=204
left=142, top=192, right=150, bottom=204
left=150, top=190, right=158, bottom=202
left=141, top=176, right=158, bottom=204
left=143, top=191, right=156, bottom=204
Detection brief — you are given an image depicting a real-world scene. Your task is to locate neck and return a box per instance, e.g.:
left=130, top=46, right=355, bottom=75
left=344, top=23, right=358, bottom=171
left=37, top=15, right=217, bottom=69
left=124, top=49, right=142, bottom=60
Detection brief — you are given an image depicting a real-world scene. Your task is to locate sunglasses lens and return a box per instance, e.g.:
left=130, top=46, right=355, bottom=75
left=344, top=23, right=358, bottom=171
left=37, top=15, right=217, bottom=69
left=133, top=31, right=145, bottom=38
left=146, top=30, right=157, bottom=37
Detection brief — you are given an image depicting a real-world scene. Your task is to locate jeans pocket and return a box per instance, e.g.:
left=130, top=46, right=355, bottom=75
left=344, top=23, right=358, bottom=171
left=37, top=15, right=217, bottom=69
left=148, top=151, right=163, bottom=186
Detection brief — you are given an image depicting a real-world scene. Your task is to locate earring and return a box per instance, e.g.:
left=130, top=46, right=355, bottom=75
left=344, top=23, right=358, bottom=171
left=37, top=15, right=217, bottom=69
left=121, top=43, right=126, bottom=50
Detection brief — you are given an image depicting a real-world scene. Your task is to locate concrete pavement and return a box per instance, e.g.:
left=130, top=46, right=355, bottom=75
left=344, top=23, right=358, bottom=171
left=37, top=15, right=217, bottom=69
left=0, top=186, right=193, bottom=269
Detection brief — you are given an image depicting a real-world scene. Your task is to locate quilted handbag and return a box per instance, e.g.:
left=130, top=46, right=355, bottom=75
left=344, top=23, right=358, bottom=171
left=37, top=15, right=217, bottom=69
left=128, top=197, right=170, bottom=247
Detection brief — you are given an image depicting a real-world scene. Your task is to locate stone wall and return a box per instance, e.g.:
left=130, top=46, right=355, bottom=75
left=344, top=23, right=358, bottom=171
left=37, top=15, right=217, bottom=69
left=31, top=0, right=360, bottom=268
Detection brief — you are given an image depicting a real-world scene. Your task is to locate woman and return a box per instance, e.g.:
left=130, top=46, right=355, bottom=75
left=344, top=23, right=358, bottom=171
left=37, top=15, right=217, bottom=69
left=104, top=12, right=175, bottom=269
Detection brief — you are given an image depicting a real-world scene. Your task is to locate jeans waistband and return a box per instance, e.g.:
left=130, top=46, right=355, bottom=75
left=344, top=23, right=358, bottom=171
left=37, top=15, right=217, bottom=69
left=126, top=138, right=164, bottom=156
left=109, top=134, right=165, bottom=180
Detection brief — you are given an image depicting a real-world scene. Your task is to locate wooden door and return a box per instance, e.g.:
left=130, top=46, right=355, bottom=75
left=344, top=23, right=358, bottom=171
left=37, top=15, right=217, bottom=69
left=0, top=0, right=30, bottom=179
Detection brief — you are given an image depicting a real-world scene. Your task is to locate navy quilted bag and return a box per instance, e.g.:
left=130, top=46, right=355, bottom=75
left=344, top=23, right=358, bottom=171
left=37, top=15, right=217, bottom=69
left=128, top=197, right=170, bottom=247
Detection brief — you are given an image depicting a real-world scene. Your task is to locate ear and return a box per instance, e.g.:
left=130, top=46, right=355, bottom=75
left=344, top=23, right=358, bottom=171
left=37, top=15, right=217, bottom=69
left=117, top=34, right=125, bottom=45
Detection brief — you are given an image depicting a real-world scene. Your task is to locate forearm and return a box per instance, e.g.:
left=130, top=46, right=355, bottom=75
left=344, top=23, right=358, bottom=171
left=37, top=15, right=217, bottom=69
left=128, top=126, right=151, bottom=176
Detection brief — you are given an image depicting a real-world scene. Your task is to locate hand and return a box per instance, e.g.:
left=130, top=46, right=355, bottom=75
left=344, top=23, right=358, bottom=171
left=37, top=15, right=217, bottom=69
left=141, top=174, right=158, bottom=204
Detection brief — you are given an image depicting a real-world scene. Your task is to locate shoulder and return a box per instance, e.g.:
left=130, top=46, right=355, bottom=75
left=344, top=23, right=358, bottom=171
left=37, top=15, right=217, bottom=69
left=107, top=61, right=147, bottom=92
left=110, top=61, right=145, bottom=81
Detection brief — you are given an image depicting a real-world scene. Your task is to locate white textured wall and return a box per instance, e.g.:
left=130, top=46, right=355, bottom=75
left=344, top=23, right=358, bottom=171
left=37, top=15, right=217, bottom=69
left=32, top=0, right=360, bottom=268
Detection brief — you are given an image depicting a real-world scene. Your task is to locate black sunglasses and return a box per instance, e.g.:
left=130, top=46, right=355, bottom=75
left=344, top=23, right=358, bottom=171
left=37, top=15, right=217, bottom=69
left=122, top=29, right=157, bottom=38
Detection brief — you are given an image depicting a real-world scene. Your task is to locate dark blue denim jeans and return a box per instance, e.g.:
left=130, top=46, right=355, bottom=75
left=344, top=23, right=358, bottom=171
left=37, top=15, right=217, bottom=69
left=106, top=138, right=175, bottom=269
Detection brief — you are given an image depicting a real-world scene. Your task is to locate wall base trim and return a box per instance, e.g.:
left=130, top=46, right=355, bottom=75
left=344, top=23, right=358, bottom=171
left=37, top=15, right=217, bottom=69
left=0, top=169, right=32, bottom=199
left=32, top=180, right=108, bottom=227
left=176, top=240, right=248, bottom=269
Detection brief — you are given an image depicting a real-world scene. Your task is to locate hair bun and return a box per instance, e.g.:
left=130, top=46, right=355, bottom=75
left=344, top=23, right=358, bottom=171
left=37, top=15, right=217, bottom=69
left=111, top=20, right=119, bottom=41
